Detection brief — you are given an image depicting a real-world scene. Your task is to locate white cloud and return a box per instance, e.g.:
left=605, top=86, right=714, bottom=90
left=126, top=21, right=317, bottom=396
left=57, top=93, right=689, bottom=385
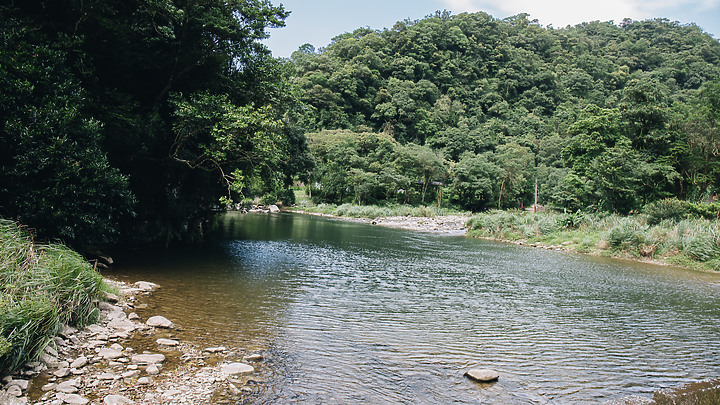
left=439, top=0, right=719, bottom=28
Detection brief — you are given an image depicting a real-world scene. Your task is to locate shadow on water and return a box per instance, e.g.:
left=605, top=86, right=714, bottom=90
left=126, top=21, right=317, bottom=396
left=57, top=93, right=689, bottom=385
left=107, top=212, right=720, bottom=404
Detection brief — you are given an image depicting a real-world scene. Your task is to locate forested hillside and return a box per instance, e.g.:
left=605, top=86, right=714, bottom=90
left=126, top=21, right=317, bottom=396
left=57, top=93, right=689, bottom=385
left=0, top=0, right=312, bottom=246
left=289, top=12, right=720, bottom=213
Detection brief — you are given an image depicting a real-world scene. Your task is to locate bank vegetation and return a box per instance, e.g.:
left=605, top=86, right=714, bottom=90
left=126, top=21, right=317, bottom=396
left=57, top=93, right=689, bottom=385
left=0, top=220, right=107, bottom=375
left=467, top=198, right=720, bottom=271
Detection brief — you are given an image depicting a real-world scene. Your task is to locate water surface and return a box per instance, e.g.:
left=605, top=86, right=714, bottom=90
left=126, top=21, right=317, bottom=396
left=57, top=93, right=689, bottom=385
left=110, top=212, right=720, bottom=404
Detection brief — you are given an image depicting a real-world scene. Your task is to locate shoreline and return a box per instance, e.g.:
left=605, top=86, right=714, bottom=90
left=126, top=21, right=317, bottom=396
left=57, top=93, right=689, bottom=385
left=289, top=209, right=471, bottom=235
left=289, top=210, right=704, bottom=272
left=3, top=278, right=264, bottom=404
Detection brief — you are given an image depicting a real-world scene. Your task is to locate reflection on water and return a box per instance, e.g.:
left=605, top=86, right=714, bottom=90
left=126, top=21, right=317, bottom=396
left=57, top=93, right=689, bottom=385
left=109, top=212, right=720, bottom=404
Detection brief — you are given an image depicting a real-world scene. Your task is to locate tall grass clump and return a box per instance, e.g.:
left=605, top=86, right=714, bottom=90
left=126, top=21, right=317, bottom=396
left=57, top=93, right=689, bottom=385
left=0, top=220, right=105, bottom=375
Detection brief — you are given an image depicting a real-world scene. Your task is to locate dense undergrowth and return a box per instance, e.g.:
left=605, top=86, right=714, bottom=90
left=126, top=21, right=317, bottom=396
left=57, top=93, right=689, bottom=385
left=0, top=220, right=107, bottom=375
left=467, top=200, right=720, bottom=271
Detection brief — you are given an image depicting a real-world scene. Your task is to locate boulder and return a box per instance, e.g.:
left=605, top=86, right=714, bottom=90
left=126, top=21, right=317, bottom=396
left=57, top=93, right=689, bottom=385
left=268, top=204, right=280, bottom=213
left=464, top=369, right=500, bottom=383
left=146, top=316, right=173, bottom=328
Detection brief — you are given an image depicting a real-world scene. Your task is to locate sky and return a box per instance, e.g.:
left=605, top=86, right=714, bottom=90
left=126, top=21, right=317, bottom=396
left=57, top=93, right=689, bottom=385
left=263, top=0, right=720, bottom=58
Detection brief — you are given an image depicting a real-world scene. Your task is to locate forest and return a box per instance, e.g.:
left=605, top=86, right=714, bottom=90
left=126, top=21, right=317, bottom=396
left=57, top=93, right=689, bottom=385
left=0, top=0, right=312, bottom=247
left=2, top=3, right=720, bottom=247
left=289, top=12, right=720, bottom=215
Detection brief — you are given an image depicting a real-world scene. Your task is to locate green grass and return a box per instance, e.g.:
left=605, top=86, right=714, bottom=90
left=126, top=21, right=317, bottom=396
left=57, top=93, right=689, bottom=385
left=0, top=219, right=105, bottom=374
left=467, top=210, right=720, bottom=272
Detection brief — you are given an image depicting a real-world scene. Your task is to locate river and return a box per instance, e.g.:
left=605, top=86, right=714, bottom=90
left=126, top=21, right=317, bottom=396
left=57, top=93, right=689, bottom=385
left=109, top=212, right=720, bottom=404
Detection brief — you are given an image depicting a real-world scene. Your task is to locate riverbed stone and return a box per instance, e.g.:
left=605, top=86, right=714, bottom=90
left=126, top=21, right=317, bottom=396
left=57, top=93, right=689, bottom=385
left=56, top=380, right=80, bottom=393
left=156, top=338, right=179, bottom=347
left=133, top=281, right=158, bottom=292
left=53, top=367, right=70, bottom=378
left=146, top=316, right=173, bottom=328
left=42, top=383, right=57, bottom=391
left=7, top=379, right=28, bottom=391
left=145, top=364, right=160, bottom=375
left=122, top=370, right=140, bottom=379
left=60, top=393, right=89, bottom=404
left=108, top=319, right=136, bottom=332
left=204, top=346, right=226, bottom=353
left=98, top=348, right=123, bottom=360
left=243, top=354, right=264, bottom=362
left=70, top=356, right=87, bottom=369
left=131, top=354, right=165, bottom=365
left=220, top=363, right=254, bottom=377
left=464, top=369, right=500, bottom=383
left=104, top=394, right=135, bottom=405
left=5, top=384, right=22, bottom=397
left=98, top=372, right=117, bottom=381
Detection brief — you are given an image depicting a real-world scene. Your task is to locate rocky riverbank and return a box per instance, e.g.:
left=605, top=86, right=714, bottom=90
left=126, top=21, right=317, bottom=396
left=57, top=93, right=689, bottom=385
left=295, top=210, right=470, bottom=234
left=0, top=279, right=264, bottom=404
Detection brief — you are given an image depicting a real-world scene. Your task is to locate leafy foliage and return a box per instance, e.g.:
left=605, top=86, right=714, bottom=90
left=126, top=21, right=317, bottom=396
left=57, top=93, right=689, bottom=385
left=0, top=0, right=310, bottom=246
left=291, top=12, right=720, bottom=214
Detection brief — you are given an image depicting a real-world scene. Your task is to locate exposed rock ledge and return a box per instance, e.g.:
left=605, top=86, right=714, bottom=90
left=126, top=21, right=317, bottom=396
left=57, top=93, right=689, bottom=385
left=0, top=279, right=264, bottom=404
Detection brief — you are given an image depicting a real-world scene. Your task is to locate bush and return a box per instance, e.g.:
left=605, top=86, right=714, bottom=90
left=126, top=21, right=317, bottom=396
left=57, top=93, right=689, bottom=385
left=644, top=198, right=689, bottom=225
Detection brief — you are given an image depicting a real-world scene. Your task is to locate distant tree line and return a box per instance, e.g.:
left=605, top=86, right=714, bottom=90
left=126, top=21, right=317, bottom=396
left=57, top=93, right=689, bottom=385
left=289, top=12, right=720, bottom=214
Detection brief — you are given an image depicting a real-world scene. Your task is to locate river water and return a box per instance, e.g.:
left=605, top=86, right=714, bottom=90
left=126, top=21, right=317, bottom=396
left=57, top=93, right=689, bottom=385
left=110, top=212, right=720, bottom=404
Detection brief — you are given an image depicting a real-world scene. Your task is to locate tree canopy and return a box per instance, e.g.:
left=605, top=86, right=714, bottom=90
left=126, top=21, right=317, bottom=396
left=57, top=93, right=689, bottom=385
left=290, top=12, right=720, bottom=213
left=0, top=0, right=311, bottom=246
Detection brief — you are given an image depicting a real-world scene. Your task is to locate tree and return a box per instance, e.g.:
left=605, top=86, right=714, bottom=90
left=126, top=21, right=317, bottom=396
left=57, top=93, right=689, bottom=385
left=0, top=15, right=134, bottom=246
left=494, top=144, right=534, bottom=208
left=0, top=0, right=309, bottom=246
